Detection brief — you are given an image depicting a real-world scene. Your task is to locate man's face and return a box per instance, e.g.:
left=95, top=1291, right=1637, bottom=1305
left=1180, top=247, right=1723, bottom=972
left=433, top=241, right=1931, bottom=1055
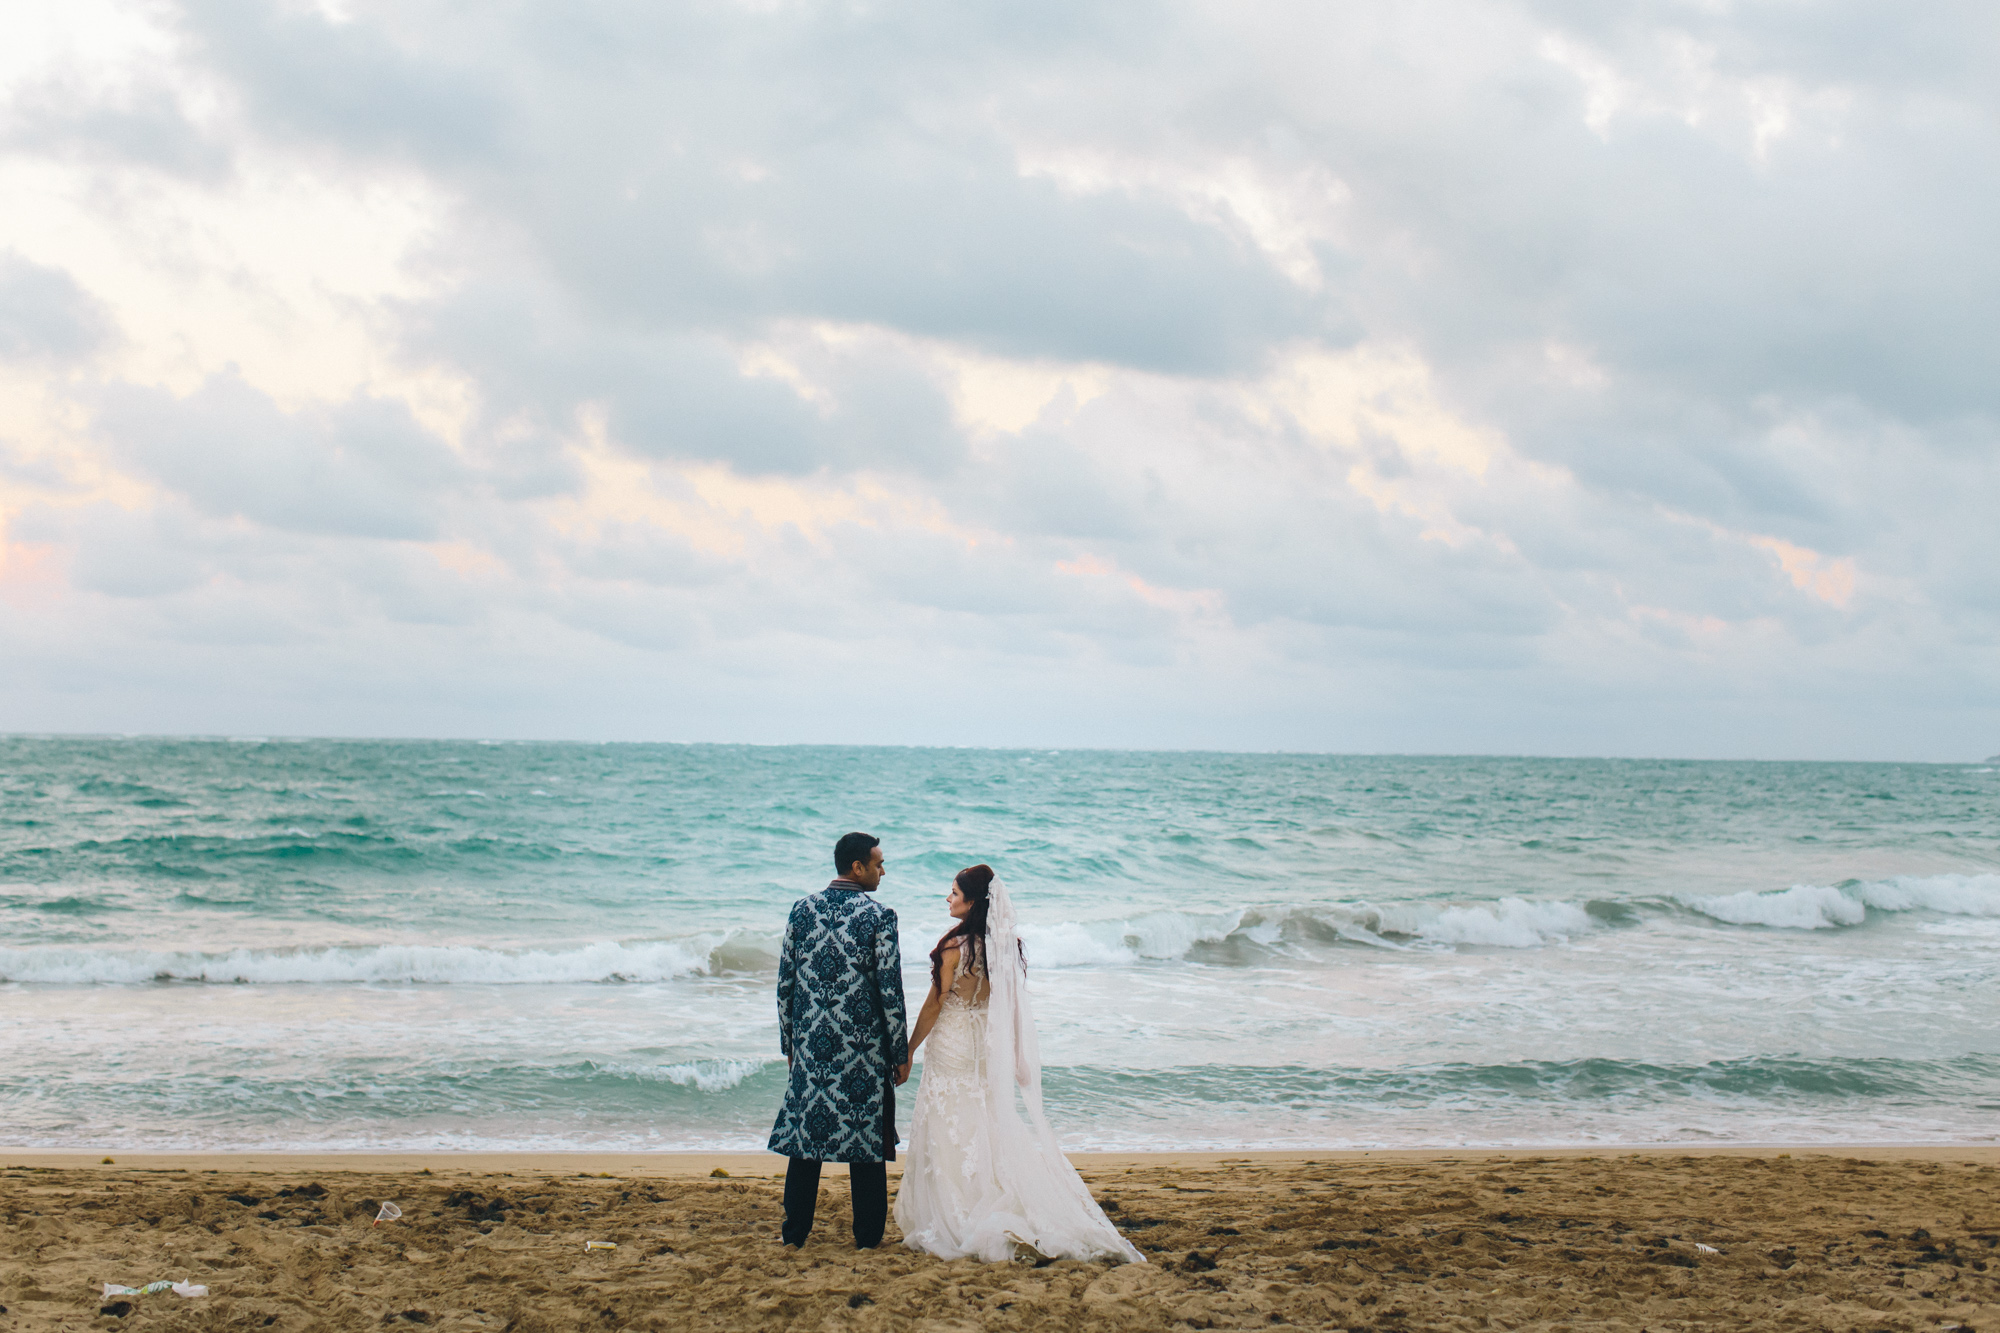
left=850, top=845, right=886, bottom=889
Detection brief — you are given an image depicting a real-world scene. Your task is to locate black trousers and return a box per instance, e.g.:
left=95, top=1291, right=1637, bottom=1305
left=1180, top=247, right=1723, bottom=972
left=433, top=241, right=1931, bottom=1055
left=780, top=1073, right=898, bottom=1248
left=782, top=1158, right=887, bottom=1248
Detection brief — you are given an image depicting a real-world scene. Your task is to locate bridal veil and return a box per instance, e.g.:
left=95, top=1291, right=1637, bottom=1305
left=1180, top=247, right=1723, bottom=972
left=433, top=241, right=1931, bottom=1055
left=897, top=875, right=1142, bottom=1264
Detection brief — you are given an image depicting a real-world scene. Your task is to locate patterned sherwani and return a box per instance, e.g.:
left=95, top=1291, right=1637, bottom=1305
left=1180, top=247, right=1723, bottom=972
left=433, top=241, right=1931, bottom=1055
left=768, top=881, right=910, bottom=1163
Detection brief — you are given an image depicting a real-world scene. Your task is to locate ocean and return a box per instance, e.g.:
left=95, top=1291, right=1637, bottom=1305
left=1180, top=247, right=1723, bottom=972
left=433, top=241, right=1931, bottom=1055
left=2, top=737, right=1997, bottom=1153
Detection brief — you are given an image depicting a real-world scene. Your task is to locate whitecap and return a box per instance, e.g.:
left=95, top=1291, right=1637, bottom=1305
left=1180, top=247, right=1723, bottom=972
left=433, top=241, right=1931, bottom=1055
left=1681, top=883, right=1866, bottom=930
left=606, top=1059, right=769, bottom=1093
left=1681, top=873, right=2000, bottom=931
left=1851, top=872, right=2000, bottom=917
left=1375, top=897, right=1596, bottom=948
left=1018, top=909, right=1246, bottom=967
left=0, top=931, right=777, bottom=986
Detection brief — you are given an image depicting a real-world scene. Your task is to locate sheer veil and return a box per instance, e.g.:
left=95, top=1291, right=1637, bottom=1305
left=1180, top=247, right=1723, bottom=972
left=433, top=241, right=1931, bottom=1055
left=983, top=875, right=1046, bottom=1124
left=963, top=876, right=1143, bottom=1263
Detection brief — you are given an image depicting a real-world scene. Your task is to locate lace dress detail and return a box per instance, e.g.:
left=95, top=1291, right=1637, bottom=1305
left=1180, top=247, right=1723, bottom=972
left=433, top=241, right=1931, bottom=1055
left=894, top=939, right=1139, bottom=1263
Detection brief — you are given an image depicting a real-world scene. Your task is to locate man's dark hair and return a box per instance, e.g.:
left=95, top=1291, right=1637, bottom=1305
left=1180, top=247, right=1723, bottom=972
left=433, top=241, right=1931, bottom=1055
left=834, top=831, right=880, bottom=878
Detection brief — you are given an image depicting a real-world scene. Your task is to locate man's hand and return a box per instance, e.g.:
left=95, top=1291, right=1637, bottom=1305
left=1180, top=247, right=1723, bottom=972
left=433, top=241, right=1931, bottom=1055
left=894, top=1061, right=911, bottom=1086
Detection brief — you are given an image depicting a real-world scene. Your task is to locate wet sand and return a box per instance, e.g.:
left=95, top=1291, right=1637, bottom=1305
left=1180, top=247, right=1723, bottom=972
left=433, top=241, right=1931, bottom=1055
left=3, top=1148, right=1997, bottom=1330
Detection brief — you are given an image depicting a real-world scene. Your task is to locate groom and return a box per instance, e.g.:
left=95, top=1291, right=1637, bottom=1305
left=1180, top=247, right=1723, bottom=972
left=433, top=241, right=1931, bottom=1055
left=768, top=831, right=911, bottom=1249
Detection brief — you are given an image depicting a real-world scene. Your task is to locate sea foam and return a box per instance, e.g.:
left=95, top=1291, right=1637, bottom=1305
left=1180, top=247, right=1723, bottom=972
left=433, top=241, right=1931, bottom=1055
left=0, top=933, right=772, bottom=986
left=591, top=1059, right=771, bottom=1093
left=1370, top=897, right=1596, bottom=948
left=1682, top=872, right=2000, bottom=929
left=11, top=873, right=1998, bottom=985
left=988, top=898, right=1596, bottom=966
left=1683, top=883, right=1868, bottom=930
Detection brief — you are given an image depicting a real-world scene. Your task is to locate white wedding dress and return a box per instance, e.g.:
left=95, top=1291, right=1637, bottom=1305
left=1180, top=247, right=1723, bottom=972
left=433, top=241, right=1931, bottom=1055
left=894, top=877, right=1142, bottom=1264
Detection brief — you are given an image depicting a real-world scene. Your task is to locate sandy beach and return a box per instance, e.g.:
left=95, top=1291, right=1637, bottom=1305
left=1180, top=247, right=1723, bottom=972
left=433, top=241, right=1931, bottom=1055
left=3, top=1148, right=1997, bottom=1330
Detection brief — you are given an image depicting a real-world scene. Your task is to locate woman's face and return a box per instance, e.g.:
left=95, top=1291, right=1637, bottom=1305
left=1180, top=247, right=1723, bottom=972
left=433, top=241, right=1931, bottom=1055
left=945, top=882, right=972, bottom=920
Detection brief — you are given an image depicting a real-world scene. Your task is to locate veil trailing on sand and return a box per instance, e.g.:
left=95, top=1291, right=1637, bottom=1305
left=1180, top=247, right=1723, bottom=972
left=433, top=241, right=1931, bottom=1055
left=956, top=876, right=1143, bottom=1263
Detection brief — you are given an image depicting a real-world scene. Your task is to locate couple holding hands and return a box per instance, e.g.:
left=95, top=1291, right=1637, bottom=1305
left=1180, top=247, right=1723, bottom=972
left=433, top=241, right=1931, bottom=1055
left=768, top=831, right=1140, bottom=1264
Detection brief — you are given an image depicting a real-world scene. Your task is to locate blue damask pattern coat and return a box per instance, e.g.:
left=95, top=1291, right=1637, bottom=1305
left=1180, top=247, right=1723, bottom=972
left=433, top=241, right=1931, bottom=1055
left=767, top=881, right=910, bottom=1163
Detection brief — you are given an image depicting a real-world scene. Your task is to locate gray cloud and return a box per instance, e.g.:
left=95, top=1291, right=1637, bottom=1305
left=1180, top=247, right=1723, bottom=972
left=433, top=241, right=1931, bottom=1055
left=183, top=0, right=1322, bottom=384
left=13, top=502, right=207, bottom=598
left=0, top=252, right=115, bottom=363
left=402, top=279, right=968, bottom=478
left=3, top=82, right=230, bottom=182
left=92, top=373, right=468, bottom=540
left=3, top=0, right=1996, bottom=756
left=182, top=0, right=508, bottom=167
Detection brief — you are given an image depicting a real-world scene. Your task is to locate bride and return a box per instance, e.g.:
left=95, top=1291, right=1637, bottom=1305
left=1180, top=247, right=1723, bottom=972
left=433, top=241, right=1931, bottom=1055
left=893, top=864, right=1142, bottom=1264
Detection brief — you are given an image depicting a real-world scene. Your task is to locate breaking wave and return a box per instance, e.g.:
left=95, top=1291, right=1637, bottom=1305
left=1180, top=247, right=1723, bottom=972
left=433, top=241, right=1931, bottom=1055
left=1008, top=897, right=1601, bottom=964
left=583, top=1059, right=771, bottom=1093
left=0, top=931, right=779, bottom=985
left=7, top=873, right=1996, bottom=983
left=1682, top=872, right=2000, bottom=930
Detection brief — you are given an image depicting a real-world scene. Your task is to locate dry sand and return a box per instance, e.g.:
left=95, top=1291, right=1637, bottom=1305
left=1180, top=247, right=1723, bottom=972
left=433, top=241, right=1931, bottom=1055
left=3, top=1148, right=1998, bottom=1331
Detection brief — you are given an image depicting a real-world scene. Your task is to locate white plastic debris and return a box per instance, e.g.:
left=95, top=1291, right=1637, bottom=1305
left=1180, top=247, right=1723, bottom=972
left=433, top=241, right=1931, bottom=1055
left=1693, top=1243, right=1720, bottom=1255
left=374, top=1202, right=404, bottom=1226
left=101, top=1280, right=206, bottom=1298
left=584, top=1241, right=617, bottom=1252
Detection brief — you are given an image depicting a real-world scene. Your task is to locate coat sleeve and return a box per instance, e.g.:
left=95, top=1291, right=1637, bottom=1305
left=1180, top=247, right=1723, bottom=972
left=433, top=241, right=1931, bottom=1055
left=776, top=902, right=800, bottom=1058
left=875, top=906, right=909, bottom=1069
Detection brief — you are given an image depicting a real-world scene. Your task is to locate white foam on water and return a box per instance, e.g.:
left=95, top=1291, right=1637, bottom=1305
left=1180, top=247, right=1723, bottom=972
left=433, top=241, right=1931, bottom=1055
left=1015, top=909, right=1248, bottom=967
left=903, top=909, right=1251, bottom=969
left=1683, top=873, right=2000, bottom=930
left=1684, top=883, right=1866, bottom=930
left=1852, top=872, right=2000, bottom=916
left=1014, top=921, right=1141, bottom=967
left=12, top=873, right=1997, bottom=988
left=0, top=932, right=772, bottom=985
left=600, top=1059, right=770, bottom=1092
left=940, top=899, right=1596, bottom=965
left=1373, top=897, right=1596, bottom=948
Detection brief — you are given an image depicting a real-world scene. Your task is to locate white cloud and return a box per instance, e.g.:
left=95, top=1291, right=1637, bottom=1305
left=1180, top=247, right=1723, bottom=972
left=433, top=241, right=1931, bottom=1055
left=0, top=0, right=1994, bottom=757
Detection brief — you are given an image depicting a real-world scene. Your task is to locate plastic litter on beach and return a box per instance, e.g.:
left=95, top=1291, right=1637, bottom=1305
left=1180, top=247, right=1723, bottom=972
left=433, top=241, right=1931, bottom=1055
left=1693, top=1243, right=1721, bottom=1255
left=584, top=1241, right=617, bottom=1251
left=101, top=1281, right=208, bottom=1298
left=374, top=1202, right=404, bottom=1225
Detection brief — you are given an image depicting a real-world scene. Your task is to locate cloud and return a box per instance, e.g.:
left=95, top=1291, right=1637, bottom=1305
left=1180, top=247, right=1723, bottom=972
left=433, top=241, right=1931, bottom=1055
left=180, top=0, right=509, bottom=167
left=0, top=252, right=115, bottom=363
left=15, top=501, right=207, bottom=598
left=90, top=372, right=468, bottom=540
left=0, top=0, right=1994, bottom=756
left=182, top=0, right=1322, bottom=378
left=2, top=80, right=231, bottom=182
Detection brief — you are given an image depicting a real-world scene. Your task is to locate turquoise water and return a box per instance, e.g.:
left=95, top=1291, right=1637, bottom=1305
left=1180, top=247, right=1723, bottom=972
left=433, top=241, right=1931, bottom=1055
left=3, top=737, right=1997, bottom=1151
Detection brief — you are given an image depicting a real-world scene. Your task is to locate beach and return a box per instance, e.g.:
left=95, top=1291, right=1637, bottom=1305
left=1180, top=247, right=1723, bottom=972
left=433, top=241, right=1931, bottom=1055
left=5, top=1148, right=1998, bottom=1331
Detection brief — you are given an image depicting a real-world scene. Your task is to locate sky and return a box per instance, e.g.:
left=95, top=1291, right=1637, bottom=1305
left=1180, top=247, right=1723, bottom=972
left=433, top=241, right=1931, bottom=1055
left=0, top=0, right=1994, bottom=758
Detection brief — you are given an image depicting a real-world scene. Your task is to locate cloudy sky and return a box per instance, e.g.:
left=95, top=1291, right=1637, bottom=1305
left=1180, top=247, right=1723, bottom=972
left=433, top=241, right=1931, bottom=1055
left=1, top=1, right=1993, bottom=757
